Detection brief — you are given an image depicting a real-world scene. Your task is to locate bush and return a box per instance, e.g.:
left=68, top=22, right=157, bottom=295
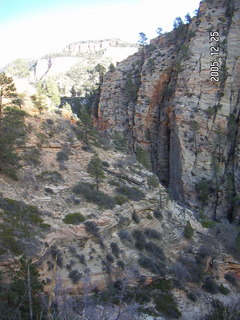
left=23, top=148, right=41, bottom=165
left=84, top=221, right=99, bottom=236
left=132, top=230, right=146, bottom=243
left=118, top=229, right=132, bottom=243
left=135, top=145, right=151, bottom=169
left=195, top=179, right=214, bottom=205
left=63, top=212, right=86, bottom=224
left=138, top=255, right=165, bottom=275
left=224, top=273, right=238, bottom=286
left=0, top=197, right=50, bottom=256
left=202, top=277, right=219, bottom=294
left=106, top=254, right=114, bottom=263
left=56, top=151, right=69, bottom=162
left=186, top=291, right=198, bottom=302
left=201, top=219, right=215, bottom=229
left=132, top=211, right=140, bottom=223
left=114, top=195, right=128, bottom=205
left=184, top=221, right=194, bottom=239
left=73, top=182, right=116, bottom=209
left=115, top=185, right=145, bottom=201
left=169, top=262, right=191, bottom=287
left=117, top=260, right=125, bottom=269
left=218, top=284, right=230, bottom=295
left=110, top=242, right=120, bottom=258
left=144, top=228, right=161, bottom=240
left=102, top=161, right=110, bottom=167
left=68, top=269, right=82, bottom=284
left=147, top=175, right=159, bottom=188
left=76, top=254, right=85, bottom=264
left=111, top=131, right=128, bottom=152
left=154, top=293, right=181, bottom=318
left=178, top=255, right=205, bottom=283
left=153, top=209, right=163, bottom=220
left=205, top=300, right=240, bottom=320
left=50, top=246, right=63, bottom=268
left=144, top=242, right=165, bottom=261
left=36, top=171, right=63, bottom=184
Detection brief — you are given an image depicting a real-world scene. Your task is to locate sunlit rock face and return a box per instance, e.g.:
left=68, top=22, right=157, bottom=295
left=97, top=0, right=240, bottom=221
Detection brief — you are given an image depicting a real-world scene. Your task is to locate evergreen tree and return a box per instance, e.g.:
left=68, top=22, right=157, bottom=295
left=31, top=93, right=48, bottom=113
left=0, top=72, right=18, bottom=118
left=44, top=77, right=61, bottom=105
left=138, top=32, right=148, bottom=47
left=0, top=257, right=44, bottom=319
left=156, top=27, right=163, bottom=36
left=87, top=153, right=105, bottom=191
left=0, top=106, right=27, bottom=179
left=6, top=59, right=30, bottom=78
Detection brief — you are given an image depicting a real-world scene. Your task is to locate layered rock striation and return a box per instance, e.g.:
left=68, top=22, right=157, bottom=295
left=97, top=0, right=240, bottom=220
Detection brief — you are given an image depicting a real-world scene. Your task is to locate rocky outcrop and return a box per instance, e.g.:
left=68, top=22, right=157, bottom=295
left=97, top=0, right=240, bottom=221
left=63, top=38, right=137, bottom=54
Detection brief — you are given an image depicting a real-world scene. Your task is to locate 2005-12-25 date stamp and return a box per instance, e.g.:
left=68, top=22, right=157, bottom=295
left=209, top=31, right=220, bottom=82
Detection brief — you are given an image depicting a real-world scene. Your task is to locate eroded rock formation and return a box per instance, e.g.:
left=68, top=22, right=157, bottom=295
left=97, top=0, right=240, bottom=221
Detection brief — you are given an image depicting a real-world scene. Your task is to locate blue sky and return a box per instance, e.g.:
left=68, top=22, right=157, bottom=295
left=0, top=0, right=200, bottom=67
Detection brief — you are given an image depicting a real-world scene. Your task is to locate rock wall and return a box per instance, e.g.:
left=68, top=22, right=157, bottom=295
left=63, top=38, right=137, bottom=54
left=97, top=0, right=240, bottom=220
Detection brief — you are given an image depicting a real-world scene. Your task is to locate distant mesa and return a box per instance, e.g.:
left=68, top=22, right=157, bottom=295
left=63, top=38, right=138, bottom=54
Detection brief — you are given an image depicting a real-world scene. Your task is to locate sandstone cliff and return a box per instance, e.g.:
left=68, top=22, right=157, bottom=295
left=97, top=0, right=240, bottom=221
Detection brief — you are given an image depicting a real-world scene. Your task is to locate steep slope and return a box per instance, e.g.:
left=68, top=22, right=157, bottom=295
left=0, top=108, right=239, bottom=319
left=97, top=0, right=240, bottom=221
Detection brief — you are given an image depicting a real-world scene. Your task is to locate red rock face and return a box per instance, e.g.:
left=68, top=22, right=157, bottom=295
left=97, top=0, right=240, bottom=220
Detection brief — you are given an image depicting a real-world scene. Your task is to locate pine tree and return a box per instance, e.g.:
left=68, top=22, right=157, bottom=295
left=0, top=106, right=27, bottom=179
left=138, top=32, right=148, bottom=47
left=0, top=72, right=18, bottom=118
left=87, top=153, right=105, bottom=191
left=6, top=257, right=44, bottom=319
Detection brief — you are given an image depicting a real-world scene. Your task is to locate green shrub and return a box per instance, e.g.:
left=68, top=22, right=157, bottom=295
left=77, top=254, right=85, bottom=264
left=132, top=230, right=146, bottom=243
left=117, top=260, right=125, bottom=269
left=224, top=273, right=238, bottom=286
left=110, top=242, right=120, bottom=258
left=115, top=185, right=145, bottom=201
left=153, top=209, right=163, bottom=220
left=205, top=300, right=240, bottom=320
left=184, top=221, right=194, bottom=239
left=36, top=171, right=63, bottom=183
left=23, top=148, right=41, bottom=165
left=132, top=211, right=140, bottom=223
left=147, top=175, right=159, bottom=188
left=84, top=220, right=99, bottom=236
left=144, top=228, right=161, bottom=240
left=106, top=254, right=114, bottom=263
left=0, top=106, right=27, bottom=179
left=68, top=270, right=82, bottom=284
left=118, top=229, right=132, bottom=243
left=195, top=179, right=214, bottom=205
left=0, top=197, right=50, bottom=255
left=187, top=291, right=198, bottom=302
left=144, top=242, right=165, bottom=261
left=202, top=277, right=219, bottom=294
left=154, top=293, right=181, bottom=318
left=63, top=213, right=85, bottom=224
left=138, top=255, right=165, bottom=275
left=114, top=195, right=128, bottom=205
left=56, top=151, right=69, bottom=162
left=218, top=284, right=230, bottom=295
left=135, top=145, right=151, bottom=169
left=201, top=219, right=215, bottom=229
left=111, top=131, right=128, bottom=152
left=73, top=182, right=116, bottom=209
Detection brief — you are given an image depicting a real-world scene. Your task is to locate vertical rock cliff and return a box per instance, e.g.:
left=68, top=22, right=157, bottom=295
left=96, top=0, right=240, bottom=220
